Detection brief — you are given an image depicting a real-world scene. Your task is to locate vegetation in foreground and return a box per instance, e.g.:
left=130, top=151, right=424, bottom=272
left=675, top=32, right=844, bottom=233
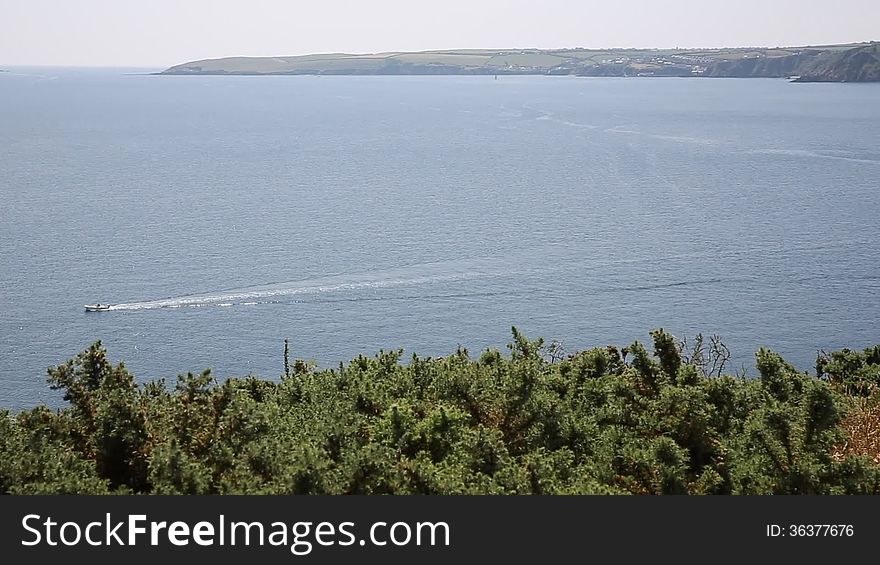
left=2, top=329, right=880, bottom=495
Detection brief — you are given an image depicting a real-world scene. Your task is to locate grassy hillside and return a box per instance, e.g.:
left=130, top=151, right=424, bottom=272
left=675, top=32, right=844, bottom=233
left=160, top=43, right=877, bottom=79
left=2, top=329, right=880, bottom=494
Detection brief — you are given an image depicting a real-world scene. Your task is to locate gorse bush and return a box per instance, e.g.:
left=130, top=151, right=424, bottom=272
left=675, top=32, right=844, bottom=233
left=2, top=329, right=880, bottom=495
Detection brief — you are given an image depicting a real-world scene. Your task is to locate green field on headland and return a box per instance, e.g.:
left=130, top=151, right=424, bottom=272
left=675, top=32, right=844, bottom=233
left=161, top=42, right=880, bottom=81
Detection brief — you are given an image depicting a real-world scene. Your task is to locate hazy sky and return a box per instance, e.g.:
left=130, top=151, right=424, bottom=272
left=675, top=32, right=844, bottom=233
left=2, top=0, right=877, bottom=67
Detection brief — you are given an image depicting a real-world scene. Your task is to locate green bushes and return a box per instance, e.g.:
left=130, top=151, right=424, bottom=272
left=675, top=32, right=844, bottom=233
left=2, top=329, right=879, bottom=494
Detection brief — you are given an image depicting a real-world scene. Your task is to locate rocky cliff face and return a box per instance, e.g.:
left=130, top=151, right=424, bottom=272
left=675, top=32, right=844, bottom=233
left=704, top=52, right=822, bottom=78
left=702, top=44, right=880, bottom=81
left=795, top=44, right=880, bottom=82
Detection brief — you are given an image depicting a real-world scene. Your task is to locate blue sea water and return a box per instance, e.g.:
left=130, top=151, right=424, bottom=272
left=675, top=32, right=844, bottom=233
left=1, top=68, right=878, bottom=409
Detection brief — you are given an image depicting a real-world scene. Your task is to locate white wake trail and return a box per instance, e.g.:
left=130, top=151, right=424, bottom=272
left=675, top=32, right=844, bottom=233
left=108, top=258, right=510, bottom=312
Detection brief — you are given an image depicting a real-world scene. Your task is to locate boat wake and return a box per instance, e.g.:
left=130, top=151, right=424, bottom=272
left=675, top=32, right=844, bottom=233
left=536, top=114, right=599, bottom=130
left=107, top=258, right=511, bottom=312
left=755, top=148, right=880, bottom=166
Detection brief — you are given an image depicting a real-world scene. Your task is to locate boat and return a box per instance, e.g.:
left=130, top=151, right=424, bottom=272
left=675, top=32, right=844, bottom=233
left=84, top=304, right=112, bottom=312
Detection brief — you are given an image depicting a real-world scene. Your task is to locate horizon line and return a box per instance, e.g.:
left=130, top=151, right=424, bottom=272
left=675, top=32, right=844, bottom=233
left=3, top=39, right=877, bottom=69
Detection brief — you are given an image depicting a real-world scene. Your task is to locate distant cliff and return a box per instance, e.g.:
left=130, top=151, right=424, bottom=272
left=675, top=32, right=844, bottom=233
left=794, top=43, right=880, bottom=82
left=703, top=44, right=880, bottom=81
left=704, top=51, right=822, bottom=78
left=160, top=43, right=880, bottom=81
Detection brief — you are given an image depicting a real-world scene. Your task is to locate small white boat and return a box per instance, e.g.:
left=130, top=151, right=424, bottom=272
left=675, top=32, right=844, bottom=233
left=84, top=304, right=112, bottom=312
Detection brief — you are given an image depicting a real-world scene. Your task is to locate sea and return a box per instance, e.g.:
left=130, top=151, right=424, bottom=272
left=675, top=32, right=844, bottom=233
left=1, top=68, right=878, bottom=409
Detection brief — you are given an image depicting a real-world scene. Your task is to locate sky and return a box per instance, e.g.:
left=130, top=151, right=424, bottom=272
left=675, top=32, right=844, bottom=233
left=2, top=0, right=878, bottom=68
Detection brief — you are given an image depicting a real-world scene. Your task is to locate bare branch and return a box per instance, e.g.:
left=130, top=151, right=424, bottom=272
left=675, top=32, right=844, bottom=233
left=676, top=332, right=732, bottom=378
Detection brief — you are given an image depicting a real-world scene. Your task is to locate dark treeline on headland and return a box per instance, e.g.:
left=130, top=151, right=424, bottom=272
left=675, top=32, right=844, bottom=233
left=2, top=329, right=880, bottom=494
